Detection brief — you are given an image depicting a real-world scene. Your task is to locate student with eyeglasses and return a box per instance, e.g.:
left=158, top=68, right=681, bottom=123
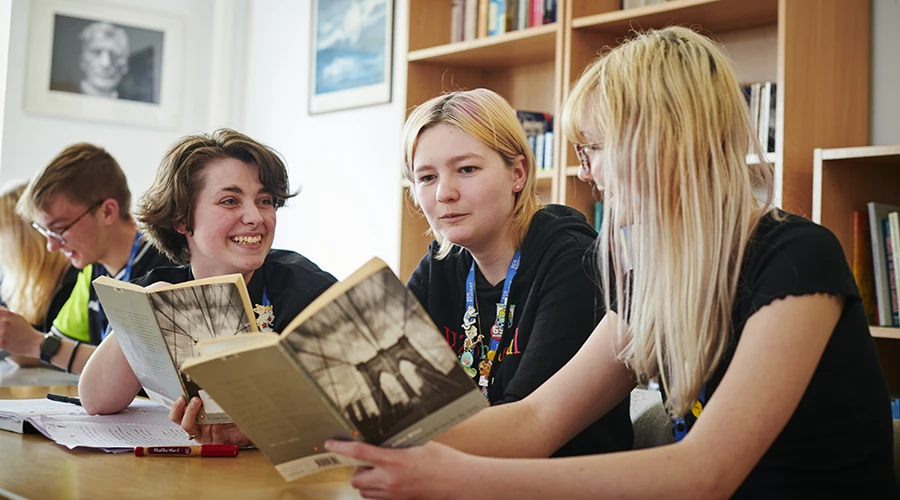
left=327, top=28, right=898, bottom=498
left=0, top=144, right=175, bottom=374
left=399, top=88, right=633, bottom=458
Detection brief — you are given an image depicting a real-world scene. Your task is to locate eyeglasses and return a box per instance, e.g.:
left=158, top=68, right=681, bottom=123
left=32, top=200, right=103, bottom=246
left=574, top=142, right=604, bottom=172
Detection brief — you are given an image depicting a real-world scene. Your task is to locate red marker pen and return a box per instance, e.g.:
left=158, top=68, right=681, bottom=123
left=133, top=445, right=239, bottom=457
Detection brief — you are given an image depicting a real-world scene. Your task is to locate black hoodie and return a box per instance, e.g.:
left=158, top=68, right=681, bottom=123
left=408, top=204, right=634, bottom=456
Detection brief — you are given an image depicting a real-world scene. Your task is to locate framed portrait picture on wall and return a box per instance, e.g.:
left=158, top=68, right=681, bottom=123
left=309, top=0, right=394, bottom=114
left=23, top=0, right=184, bottom=128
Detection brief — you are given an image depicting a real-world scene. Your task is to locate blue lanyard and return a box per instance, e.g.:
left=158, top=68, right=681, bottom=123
left=261, top=286, right=271, bottom=307
left=118, top=231, right=143, bottom=282
left=673, top=384, right=706, bottom=441
left=99, top=232, right=143, bottom=340
left=460, top=250, right=520, bottom=397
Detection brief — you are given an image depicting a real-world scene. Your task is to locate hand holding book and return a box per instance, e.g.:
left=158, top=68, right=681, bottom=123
left=170, top=395, right=252, bottom=448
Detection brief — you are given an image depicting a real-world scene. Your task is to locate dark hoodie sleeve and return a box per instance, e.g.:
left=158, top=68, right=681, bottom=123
left=496, top=235, right=601, bottom=404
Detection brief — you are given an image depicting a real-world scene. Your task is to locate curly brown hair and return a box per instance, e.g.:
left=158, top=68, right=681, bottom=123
left=136, top=129, right=294, bottom=264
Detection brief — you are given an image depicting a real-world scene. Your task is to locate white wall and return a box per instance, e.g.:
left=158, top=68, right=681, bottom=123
left=240, top=0, right=405, bottom=279
left=0, top=0, right=10, bottom=163
left=871, top=0, right=900, bottom=145
left=0, top=0, right=215, bottom=201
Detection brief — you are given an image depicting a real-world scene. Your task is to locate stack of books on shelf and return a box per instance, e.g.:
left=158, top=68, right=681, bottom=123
left=741, top=82, right=777, bottom=155
left=854, top=203, right=900, bottom=328
left=517, top=110, right=553, bottom=170
left=451, top=0, right=557, bottom=42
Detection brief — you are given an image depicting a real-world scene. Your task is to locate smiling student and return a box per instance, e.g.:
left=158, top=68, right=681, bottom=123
left=403, top=88, right=633, bottom=457
left=78, top=129, right=336, bottom=446
left=327, top=28, right=899, bottom=499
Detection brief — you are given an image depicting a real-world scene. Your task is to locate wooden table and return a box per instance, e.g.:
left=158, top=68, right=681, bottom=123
left=0, top=373, right=361, bottom=499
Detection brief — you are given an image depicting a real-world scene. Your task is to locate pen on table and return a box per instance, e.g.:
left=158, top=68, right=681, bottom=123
left=46, top=393, right=81, bottom=406
left=134, top=445, right=240, bottom=457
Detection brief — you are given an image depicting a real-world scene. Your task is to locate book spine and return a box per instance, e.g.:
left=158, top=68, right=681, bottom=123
left=758, top=82, right=771, bottom=151
left=477, top=0, right=489, bottom=38
left=517, top=0, right=528, bottom=30
left=852, top=211, right=878, bottom=324
left=543, top=130, right=553, bottom=169
left=464, top=0, right=478, bottom=40
left=530, top=0, right=542, bottom=28
left=451, top=0, right=464, bottom=43
left=543, top=0, right=555, bottom=24
left=890, top=212, right=900, bottom=327
left=869, top=203, right=891, bottom=325
left=883, top=218, right=899, bottom=326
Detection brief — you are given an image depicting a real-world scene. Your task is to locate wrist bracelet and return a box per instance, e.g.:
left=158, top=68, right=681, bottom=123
left=66, top=341, right=82, bottom=374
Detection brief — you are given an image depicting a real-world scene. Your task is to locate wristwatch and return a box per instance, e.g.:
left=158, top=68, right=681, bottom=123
left=39, top=333, right=62, bottom=364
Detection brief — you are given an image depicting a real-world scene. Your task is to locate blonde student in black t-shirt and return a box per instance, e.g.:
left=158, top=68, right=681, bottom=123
left=79, top=129, right=336, bottom=447
left=404, top=88, right=633, bottom=457
left=327, top=27, right=899, bottom=498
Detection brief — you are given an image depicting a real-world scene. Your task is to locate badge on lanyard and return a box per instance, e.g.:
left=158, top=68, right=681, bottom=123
left=459, top=251, right=520, bottom=399
left=253, top=286, right=274, bottom=332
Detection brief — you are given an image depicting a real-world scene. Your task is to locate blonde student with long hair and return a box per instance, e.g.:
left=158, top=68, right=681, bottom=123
left=0, top=181, right=85, bottom=369
left=403, top=88, right=633, bottom=457
left=327, top=27, right=899, bottom=498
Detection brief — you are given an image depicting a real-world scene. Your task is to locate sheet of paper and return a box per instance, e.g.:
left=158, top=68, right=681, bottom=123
left=0, top=398, right=87, bottom=435
left=40, top=400, right=198, bottom=451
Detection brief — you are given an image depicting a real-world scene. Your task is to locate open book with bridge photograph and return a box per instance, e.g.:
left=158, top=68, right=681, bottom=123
left=93, top=273, right=258, bottom=424
left=180, top=257, right=487, bottom=481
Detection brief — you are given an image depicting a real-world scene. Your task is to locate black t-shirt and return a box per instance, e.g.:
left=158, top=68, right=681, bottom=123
left=409, top=205, right=634, bottom=457
left=133, top=249, right=337, bottom=333
left=640, top=211, right=897, bottom=497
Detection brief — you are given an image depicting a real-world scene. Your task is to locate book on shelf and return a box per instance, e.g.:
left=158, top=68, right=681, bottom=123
left=93, top=273, right=259, bottom=424
left=179, top=257, right=487, bottom=481
left=852, top=211, right=878, bottom=325
left=477, top=0, right=489, bottom=38
left=867, top=202, right=900, bottom=326
left=889, top=212, right=900, bottom=327
left=516, top=110, right=553, bottom=170
left=451, top=0, right=464, bottom=43
left=488, top=0, right=506, bottom=37
left=741, top=81, right=777, bottom=155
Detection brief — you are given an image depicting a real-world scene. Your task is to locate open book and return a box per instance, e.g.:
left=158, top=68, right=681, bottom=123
left=93, top=274, right=258, bottom=423
left=0, top=398, right=198, bottom=452
left=181, top=257, right=487, bottom=481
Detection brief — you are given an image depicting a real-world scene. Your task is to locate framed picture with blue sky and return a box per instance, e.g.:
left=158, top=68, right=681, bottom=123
left=309, top=0, right=394, bottom=114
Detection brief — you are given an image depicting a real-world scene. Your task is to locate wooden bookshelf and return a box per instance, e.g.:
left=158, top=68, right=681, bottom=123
left=399, top=0, right=870, bottom=281
left=812, top=145, right=900, bottom=395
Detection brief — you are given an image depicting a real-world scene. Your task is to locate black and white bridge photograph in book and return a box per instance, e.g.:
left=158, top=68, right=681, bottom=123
left=284, top=267, right=475, bottom=444
left=149, top=284, right=254, bottom=392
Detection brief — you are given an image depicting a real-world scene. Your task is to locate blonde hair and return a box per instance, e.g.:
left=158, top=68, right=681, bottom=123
left=0, top=181, right=71, bottom=327
left=402, top=88, right=543, bottom=259
left=563, top=27, right=774, bottom=416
